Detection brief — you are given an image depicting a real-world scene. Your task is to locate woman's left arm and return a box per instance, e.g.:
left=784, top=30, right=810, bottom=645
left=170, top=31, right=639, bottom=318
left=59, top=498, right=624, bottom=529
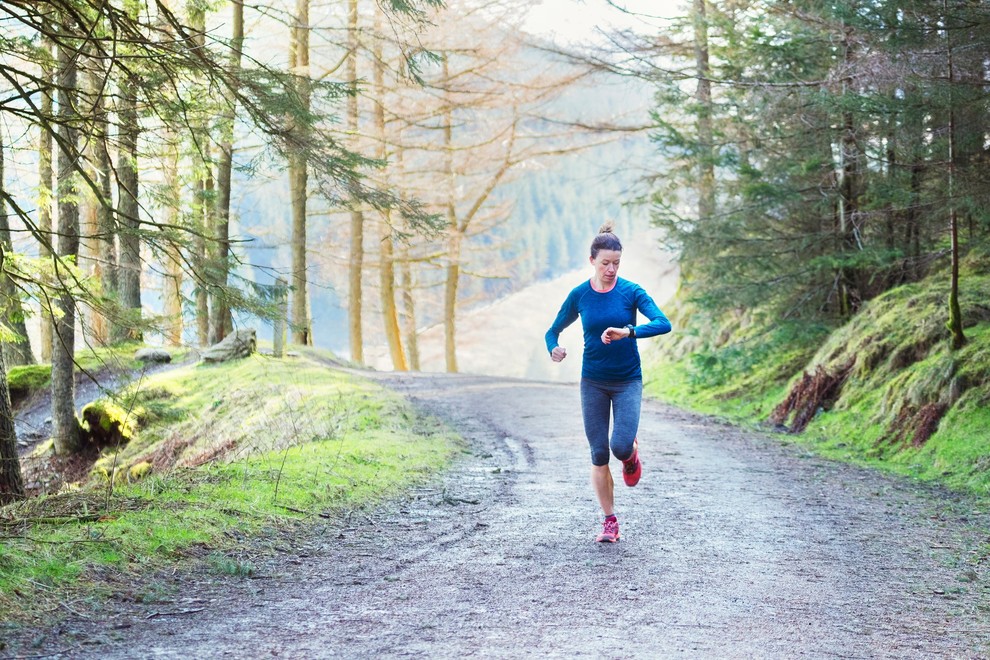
left=631, top=286, right=672, bottom=339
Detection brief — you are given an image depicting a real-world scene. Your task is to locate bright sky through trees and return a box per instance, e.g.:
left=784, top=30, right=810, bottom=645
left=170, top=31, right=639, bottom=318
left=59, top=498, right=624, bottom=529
left=523, top=0, right=683, bottom=43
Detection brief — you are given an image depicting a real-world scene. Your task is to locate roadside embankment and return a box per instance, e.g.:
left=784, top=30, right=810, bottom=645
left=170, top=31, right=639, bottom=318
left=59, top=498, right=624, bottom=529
left=644, top=268, right=990, bottom=495
left=0, top=351, right=460, bottom=630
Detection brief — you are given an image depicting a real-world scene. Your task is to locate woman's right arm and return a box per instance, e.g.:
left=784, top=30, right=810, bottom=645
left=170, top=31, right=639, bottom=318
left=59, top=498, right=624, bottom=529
left=545, top=291, right=579, bottom=359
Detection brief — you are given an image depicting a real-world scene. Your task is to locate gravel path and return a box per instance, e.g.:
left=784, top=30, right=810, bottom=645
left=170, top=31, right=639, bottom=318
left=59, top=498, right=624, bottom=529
left=11, top=371, right=990, bottom=658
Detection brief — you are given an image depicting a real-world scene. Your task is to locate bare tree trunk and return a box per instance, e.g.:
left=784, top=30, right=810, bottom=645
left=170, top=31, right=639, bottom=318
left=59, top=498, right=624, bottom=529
left=209, top=0, right=243, bottom=345
left=195, top=160, right=213, bottom=346
left=944, top=0, right=965, bottom=350
left=0, top=346, right=24, bottom=504
left=273, top=277, right=287, bottom=358
left=373, top=8, right=407, bottom=371
left=835, top=24, right=862, bottom=319
left=289, top=0, right=311, bottom=346
left=442, top=57, right=459, bottom=373
left=162, top=129, right=184, bottom=346
left=399, top=246, right=419, bottom=370
left=693, top=0, right=715, bottom=224
left=380, top=227, right=407, bottom=370
left=0, top=127, right=35, bottom=366
left=85, top=60, right=117, bottom=344
left=153, top=0, right=183, bottom=347
left=115, top=0, right=143, bottom=339
left=187, top=2, right=211, bottom=347
left=52, top=27, right=82, bottom=454
left=115, top=55, right=142, bottom=342
left=444, top=229, right=460, bottom=374
left=347, top=0, right=365, bottom=364
left=394, top=145, right=419, bottom=370
left=348, top=223, right=365, bottom=360
left=38, top=31, right=54, bottom=362
left=79, top=190, right=99, bottom=339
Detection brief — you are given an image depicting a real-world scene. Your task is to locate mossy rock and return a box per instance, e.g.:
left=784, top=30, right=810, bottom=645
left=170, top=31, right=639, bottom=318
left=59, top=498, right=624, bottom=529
left=89, top=456, right=152, bottom=485
left=128, top=461, right=152, bottom=482
left=80, top=400, right=143, bottom=449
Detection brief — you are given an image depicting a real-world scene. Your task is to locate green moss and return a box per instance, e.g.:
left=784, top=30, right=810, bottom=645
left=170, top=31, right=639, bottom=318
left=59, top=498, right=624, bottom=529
left=128, top=461, right=152, bottom=481
left=7, top=365, right=52, bottom=401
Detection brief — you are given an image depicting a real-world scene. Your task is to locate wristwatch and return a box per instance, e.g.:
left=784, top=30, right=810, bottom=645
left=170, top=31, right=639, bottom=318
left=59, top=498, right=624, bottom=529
left=625, top=324, right=636, bottom=339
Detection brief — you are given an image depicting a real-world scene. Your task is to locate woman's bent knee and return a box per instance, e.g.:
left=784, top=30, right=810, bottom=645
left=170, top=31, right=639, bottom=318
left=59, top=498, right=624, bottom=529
left=612, top=437, right=635, bottom=462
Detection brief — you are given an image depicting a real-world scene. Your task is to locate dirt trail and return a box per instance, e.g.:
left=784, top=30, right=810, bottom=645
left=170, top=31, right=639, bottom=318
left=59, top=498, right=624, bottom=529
left=12, top=371, right=990, bottom=658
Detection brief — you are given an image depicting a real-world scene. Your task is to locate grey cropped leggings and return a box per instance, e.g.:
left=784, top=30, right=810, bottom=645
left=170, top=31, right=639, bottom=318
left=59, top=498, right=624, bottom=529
left=580, top=378, right=642, bottom=466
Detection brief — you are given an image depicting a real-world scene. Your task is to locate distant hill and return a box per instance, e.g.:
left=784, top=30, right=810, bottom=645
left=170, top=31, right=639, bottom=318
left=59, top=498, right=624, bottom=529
left=366, top=228, right=679, bottom=381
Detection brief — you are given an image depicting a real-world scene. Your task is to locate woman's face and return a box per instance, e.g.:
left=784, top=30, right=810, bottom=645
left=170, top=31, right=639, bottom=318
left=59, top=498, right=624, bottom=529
left=590, top=249, right=621, bottom=284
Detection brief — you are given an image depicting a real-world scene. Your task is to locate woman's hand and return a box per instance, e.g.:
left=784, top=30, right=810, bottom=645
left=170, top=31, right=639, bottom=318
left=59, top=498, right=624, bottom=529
left=551, top=346, right=567, bottom=362
left=601, top=327, right=631, bottom=344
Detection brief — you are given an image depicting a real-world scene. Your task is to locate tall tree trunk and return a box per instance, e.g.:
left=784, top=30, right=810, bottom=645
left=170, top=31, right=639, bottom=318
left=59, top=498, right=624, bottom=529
left=209, top=0, right=243, bottom=345
left=0, top=127, right=35, bottom=366
left=86, top=60, right=118, bottom=344
left=380, top=223, right=407, bottom=370
left=373, top=8, right=407, bottom=371
left=835, top=24, right=861, bottom=318
left=693, top=0, right=715, bottom=225
left=52, top=27, right=82, bottom=455
left=944, top=0, right=965, bottom=350
left=188, top=3, right=211, bottom=346
left=289, top=0, right=311, bottom=346
left=347, top=0, right=365, bottom=364
left=442, top=57, right=458, bottom=373
left=162, top=129, right=184, bottom=345
left=195, top=156, right=213, bottom=346
left=115, top=55, right=142, bottom=342
left=38, top=31, right=54, bottom=362
left=394, top=145, right=419, bottom=371
left=0, top=345, right=24, bottom=504
left=885, top=124, right=897, bottom=252
left=157, top=1, right=183, bottom=346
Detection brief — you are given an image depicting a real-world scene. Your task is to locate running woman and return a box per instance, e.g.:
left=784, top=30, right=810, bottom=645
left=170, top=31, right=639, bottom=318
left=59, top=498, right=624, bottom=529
left=545, top=221, right=671, bottom=543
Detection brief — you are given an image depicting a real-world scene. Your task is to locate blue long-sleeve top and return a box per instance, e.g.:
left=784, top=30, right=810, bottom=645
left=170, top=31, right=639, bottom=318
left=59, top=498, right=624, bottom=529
left=545, top=277, right=671, bottom=381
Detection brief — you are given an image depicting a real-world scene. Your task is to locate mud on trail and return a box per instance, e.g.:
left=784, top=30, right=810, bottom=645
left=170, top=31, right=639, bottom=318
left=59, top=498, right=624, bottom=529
left=9, top=371, right=990, bottom=658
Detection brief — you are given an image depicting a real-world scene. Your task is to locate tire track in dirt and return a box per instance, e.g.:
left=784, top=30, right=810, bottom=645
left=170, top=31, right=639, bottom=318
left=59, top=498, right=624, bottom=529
left=14, top=371, right=990, bottom=658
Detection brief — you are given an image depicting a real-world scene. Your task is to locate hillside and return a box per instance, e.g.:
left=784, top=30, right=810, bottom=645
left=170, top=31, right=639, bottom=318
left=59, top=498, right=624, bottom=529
left=646, top=260, right=990, bottom=495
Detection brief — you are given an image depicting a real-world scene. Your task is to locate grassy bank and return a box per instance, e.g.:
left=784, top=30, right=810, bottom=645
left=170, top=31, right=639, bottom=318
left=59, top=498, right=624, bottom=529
left=644, top=270, right=990, bottom=496
left=0, top=354, right=460, bottom=626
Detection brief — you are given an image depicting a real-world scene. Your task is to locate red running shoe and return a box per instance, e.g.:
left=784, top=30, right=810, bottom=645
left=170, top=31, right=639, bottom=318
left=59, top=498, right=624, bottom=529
left=596, top=517, right=620, bottom=543
left=622, top=441, right=642, bottom=487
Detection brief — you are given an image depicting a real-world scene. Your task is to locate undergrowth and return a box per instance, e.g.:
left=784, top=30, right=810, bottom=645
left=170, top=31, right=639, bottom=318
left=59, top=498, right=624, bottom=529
left=0, top=354, right=459, bottom=625
left=643, top=298, right=829, bottom=422
left=645, top=268, right=990, bottom=495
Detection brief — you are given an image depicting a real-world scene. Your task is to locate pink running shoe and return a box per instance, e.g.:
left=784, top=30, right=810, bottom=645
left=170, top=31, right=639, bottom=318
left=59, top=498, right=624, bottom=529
left=622, top=441, right=642, bottom=487
left=596, top=517, right=620, bottom=543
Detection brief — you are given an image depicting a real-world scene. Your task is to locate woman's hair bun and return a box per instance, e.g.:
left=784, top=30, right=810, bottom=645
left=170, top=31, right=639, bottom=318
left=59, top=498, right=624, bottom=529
left=590, top=219, right=622, bottom=257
